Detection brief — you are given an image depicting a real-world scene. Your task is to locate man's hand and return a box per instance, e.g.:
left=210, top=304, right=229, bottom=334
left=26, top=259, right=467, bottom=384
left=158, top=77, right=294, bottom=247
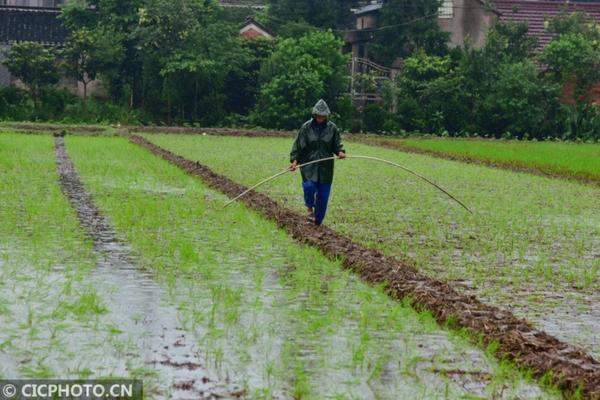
left=337, top=151, right=346, bottom=160
left=289, top=160, right=299, bottom=171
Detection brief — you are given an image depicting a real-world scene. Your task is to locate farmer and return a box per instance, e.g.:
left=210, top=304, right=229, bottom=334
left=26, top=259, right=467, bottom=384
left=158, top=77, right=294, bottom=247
left=289, top=99, right=346, bottom=226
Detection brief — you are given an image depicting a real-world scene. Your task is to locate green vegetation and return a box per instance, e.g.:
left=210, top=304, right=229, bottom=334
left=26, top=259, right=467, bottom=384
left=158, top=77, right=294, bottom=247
left=64, top=135, right=560, bottom=398
left=2, top=43, right=59, bottom=108
left=143, top=133, right=600, bottom=360
left=370, top=17, right=600, bottom=140
left=252, top=30, right=350, bottom=129
left=1, top=2, right=597, bottom=140
left=0, top=132, right=157, bottom=383
left=356, top=136, right=600, bottom=184
left=370, top=0, right=448, bottom=64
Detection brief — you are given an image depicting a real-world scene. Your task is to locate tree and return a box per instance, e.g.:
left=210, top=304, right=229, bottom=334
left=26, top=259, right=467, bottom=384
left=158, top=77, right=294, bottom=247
left=485, top=21, right=537, bottom=62
left=478, top=61, right=558, bottom=139
left=267, top=0, right=357, bottom=33
left=395, top=50, right=469, bottom=134
left=253, top=30, right=349, bottom=129
left=223, top=38, right=275, bottom=116
left=2, top=42, right=59, bottom=107
left=540, top=18, right=600, bottom=102
left=370, top=0, right=449, bottom=65
left=133, top=0, right=253, bottom=124
left=61, top=0, right=144, bottom=105
left=61, top=28, right=124, bottom=107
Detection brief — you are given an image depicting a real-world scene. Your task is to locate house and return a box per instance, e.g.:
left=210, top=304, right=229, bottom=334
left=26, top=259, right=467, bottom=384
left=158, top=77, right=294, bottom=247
left=491, top=0, right=600, bottom=104
left=239, top=17, right=275, bottom=40
left=346, top=0, right=600, bottom=63
left=493, top=0, right=600, bottom=49
left=0, top=1, right=68, bottom=86
left=1, top=0, right=62, bottom=6
left=346, top=0, right=499, bottom=63
left=438, top=0, right=499, bottom=48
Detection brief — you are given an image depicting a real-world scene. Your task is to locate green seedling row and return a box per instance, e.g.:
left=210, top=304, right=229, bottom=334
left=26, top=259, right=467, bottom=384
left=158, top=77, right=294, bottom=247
left=142, top=134, right=600, bottom=361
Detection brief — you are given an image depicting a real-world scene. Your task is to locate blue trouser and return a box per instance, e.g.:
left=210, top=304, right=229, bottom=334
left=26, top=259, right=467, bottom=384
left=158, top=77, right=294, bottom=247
left=302, top=180, right=332, bottom=225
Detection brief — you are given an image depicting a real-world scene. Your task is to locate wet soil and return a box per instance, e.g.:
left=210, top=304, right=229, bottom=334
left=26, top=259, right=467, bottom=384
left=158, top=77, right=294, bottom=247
left=54, top=137, right=245, bottom=399
left=130, top=134, right=600, bottom=399
left=4, top=123, right=108, bottom=135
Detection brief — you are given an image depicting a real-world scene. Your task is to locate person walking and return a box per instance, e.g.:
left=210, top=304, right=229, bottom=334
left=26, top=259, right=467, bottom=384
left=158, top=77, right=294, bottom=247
left=289, top=99, right=346, bottom=226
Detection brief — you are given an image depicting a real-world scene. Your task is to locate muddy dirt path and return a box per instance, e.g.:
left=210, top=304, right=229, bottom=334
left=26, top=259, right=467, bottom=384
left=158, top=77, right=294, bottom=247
left=54, top=137, right=245, bottom=399
left=130, top=134, right=600, bottom=399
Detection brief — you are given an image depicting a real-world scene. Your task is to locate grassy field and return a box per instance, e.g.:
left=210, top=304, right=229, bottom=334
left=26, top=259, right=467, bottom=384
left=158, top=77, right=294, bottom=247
left=351, top=136, right=600, bottom=185
left=62, top=135, right=560, bottom=399
left=0, top=133, right=161, bottom=383
left=143, top=134, right=600, bottom=361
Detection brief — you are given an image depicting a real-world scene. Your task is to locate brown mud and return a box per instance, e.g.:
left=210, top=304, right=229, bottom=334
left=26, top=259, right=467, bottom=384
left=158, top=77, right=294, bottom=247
left=5, top=123, right=108, bottom=134
left=54, top=137, right=245, bottom=399
left=130, top=134, right=600, bottom=399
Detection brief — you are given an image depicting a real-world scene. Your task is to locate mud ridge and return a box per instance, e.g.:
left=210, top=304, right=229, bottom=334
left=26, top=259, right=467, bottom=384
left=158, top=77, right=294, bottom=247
left=54, top=137, right=244, bottom=399
left=130, top=134, right=600, bottom=399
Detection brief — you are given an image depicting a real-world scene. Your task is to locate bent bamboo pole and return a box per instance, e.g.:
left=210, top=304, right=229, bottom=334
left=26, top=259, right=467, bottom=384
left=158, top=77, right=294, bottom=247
left=223, top=155, right=473, bottom=214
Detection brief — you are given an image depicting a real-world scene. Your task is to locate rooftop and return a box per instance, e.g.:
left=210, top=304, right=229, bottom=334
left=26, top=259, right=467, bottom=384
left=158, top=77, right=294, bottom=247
left=492, top=0, right=600, bottom=48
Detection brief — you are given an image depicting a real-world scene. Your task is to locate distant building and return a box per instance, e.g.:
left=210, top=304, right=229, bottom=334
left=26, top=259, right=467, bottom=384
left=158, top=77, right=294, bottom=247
left=0, top=0, right=63, bottom=6
left=345, top=0, right=600, bottom=105
left=493, top=0, right=600, bottom=49
left=346, top=0, right=600, bottom=63
left=438, top=0, right=499, bottom=48
left=0, top=1, right=68, bottom=86
left=239, top=17, right=275, bottom=40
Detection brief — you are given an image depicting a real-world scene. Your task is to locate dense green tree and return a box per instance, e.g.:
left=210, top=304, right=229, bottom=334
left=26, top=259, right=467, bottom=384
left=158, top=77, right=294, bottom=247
left=61, top=28, right=125, bottom=105
left=267, top=0, right=358, bottom=33
left=540, top=14, right=600, bottom=140
left=61, top=0, right=144, bottom=105
left=370, top=0, right=449, bottom=65
left=134, top=0, right=255, bottom=124
left=224, top=38, right=275, bottom=116
left=2, top=42, right=59, bottom=107
left=394, top=50, right=469, bottom=134
left=541, top=11, right=599, bottom=95
left=253, top=30, right=349, bottom=129
left=485, top=21, right=537, bottom=62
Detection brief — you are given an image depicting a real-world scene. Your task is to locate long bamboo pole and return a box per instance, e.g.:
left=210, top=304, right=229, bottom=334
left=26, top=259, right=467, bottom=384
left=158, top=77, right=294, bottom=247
left=223, top=156, right=473, bottom=214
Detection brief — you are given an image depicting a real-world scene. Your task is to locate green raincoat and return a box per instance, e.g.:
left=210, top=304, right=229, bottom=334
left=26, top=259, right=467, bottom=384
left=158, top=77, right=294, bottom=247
left=289, top=100, right=345, bottom=185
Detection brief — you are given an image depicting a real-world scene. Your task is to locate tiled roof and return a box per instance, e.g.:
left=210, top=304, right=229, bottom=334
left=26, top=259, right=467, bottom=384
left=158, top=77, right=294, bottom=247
left=492, top=0, right=600, bottom=49
left=0, top=5, right=68, bottom=44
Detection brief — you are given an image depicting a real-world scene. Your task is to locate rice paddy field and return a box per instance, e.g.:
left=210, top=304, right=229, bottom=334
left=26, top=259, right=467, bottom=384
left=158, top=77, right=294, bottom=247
left=350, top=136, right=600, bottom=185
left=1, top=127, right=598, bottom=399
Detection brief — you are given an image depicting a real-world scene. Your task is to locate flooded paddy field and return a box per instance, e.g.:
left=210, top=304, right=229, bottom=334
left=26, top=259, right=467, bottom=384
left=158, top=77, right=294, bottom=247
left=141, top=134, right=599, bottom=364
left=0, top=129, right=596, bottom=398
left=0, top=131, right=561, bottom=399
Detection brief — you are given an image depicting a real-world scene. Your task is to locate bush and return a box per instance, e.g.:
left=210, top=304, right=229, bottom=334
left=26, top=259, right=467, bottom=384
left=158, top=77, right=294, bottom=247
left=362, top=103, right=388, bottom=133
left=252, top=30, right=349, bottom=130
left=0, top=87, right=32, bottom=120
left=560, top=103, right=600, bottom=141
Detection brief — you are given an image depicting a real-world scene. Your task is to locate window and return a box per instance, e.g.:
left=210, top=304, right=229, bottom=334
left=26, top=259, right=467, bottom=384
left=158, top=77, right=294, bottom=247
left=439, top=0, right=453, bottom=19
